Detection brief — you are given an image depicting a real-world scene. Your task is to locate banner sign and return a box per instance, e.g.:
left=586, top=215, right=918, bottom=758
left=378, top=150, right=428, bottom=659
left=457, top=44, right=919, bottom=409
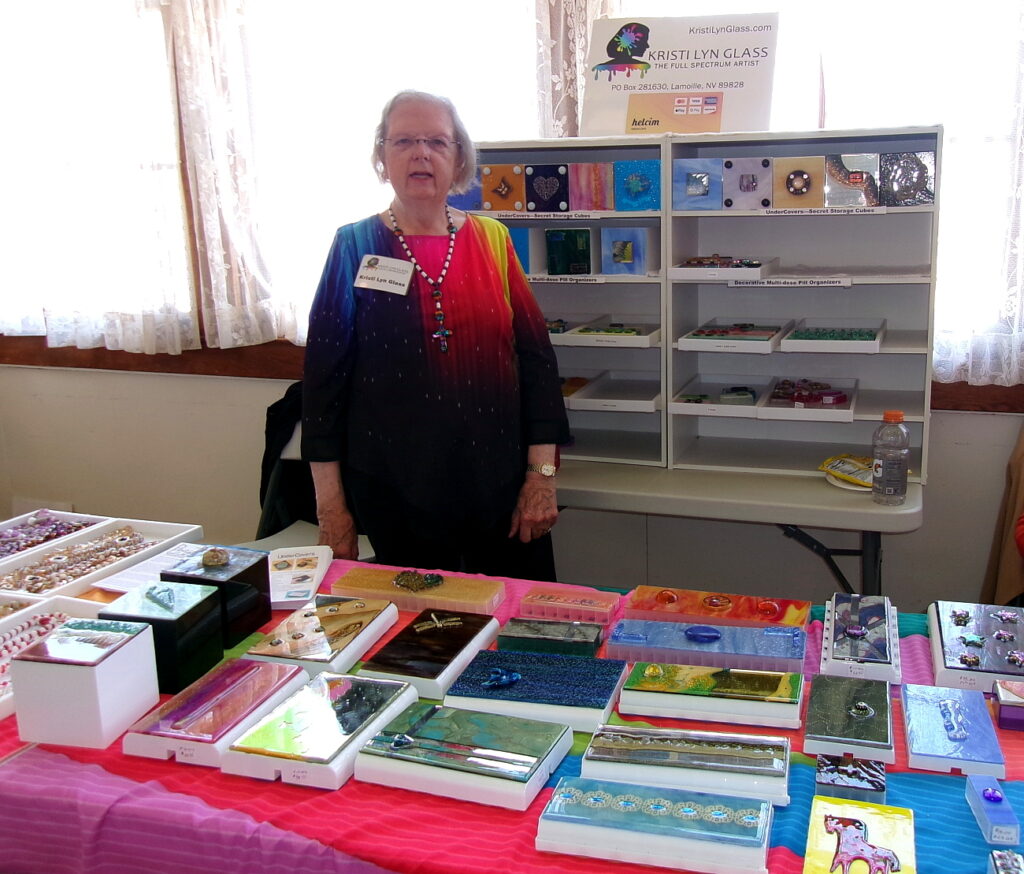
left=581, top=14, right=778, bottom=136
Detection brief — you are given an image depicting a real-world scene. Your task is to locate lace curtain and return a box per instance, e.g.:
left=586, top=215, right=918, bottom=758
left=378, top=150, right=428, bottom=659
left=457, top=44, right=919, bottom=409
left=536, top=0, right=618, bottom=137
left=167, top=0, right=293, bottom=348
left=932, top=13, right=1024, bottom=385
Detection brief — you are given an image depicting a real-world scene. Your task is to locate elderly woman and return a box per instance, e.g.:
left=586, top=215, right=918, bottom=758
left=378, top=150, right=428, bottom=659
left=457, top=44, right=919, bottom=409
left=301, top=90, right=570, bottom=581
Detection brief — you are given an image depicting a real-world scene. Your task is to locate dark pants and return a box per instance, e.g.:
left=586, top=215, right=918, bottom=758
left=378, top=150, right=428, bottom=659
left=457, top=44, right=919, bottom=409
left=345, top=468, right=557, bottom=582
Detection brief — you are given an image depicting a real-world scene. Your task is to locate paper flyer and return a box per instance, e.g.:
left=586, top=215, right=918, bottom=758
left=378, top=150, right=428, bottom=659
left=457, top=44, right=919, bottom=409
left=268, top=545, right=333, bottom=609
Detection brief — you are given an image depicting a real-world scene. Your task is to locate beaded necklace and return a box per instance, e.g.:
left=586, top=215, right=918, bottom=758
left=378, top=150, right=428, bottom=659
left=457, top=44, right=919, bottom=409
left=388, top=204, right=457, bottom=353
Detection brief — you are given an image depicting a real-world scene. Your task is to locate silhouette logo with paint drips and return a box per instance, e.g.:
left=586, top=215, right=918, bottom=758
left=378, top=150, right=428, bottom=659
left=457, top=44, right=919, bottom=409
left=593, top=22, right=651, bottom=81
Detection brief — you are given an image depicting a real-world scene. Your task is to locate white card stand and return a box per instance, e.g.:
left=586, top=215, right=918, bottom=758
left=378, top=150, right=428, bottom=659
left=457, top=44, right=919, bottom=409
left=357, top=617, right=500, bottom=699
left=121, top=665, right=310, bottom=767
left=354, top=724, right=572, bottom=811
left=219, top=681, right=417, bottom=790
left=820, top=595, right=901, bottom=683
left=246, top=602, right=398, bottom=677
left=12, top=623, right=159, bottom=749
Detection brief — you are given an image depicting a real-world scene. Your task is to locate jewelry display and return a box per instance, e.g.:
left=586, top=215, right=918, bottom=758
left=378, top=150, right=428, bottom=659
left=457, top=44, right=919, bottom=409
left=0, top=611, right=68, bottom=695
left=0, top=526, right=152, bottom=593
left=388, top=204, right=457, bottom=352
left=0, top=509, right=99, bottom=559
left=0, top=600, right=32, bottom=618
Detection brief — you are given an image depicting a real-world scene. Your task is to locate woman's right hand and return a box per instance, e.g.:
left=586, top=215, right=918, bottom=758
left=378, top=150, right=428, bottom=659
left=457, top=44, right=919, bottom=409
left=317, top=502, right=359, bottom=559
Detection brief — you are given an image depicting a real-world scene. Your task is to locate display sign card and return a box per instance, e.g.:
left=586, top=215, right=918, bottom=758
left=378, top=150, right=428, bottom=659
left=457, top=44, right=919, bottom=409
left=581, top=15, right=778, bottom=136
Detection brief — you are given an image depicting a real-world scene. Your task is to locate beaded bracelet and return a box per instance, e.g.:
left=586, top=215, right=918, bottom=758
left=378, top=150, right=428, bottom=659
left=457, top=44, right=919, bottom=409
left=0, top=510, right=98, bottom=559
left=0, top=612, right=68, bottom=693
left=0, top=526, right=153, bottom=593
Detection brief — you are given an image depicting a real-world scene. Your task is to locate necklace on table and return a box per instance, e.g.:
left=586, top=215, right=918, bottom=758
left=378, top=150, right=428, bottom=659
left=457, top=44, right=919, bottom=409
left=387, top=204, right=457, bottom=353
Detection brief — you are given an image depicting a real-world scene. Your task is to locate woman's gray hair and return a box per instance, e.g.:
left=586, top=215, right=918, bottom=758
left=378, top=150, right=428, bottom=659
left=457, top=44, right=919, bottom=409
left=372, top=90, right=478, bottom=195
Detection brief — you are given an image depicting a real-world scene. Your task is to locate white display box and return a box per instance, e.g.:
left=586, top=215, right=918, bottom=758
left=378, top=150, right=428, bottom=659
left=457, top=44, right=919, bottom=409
left=220, top=680, right=417, bottom=790
left=819, top=594, right=902, bottom=684
left=0, top=509, right=109, bottom=563
left=356, top=616, right=501, bottom=700
left=676, top=318, right=794, bottom=354
left=568, top=371, right=662, bottom=413
left=122, top=660, right=310, bottom=767
left=779, top=318, right=887, bottom=353
left=355, top=720, right=573, bottom=811
left=756, top=378, right=858, bottom=423
left=246, top=600, right=399, bottom=676
left=0, top=595, right=104, bottom=720
left=669, top=257, right=778, bottom=281
left=669, top=376, right=772, bottom=419
left=551, top=315, right=662, bottom=348
left=0, top=518, right=204, bottom=600
left=581, top=726, right=791, bottom=806
left=12, top=618, right=159, bottom=748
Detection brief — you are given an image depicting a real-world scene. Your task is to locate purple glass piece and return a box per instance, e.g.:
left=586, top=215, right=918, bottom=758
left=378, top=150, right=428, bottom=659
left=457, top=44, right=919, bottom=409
left=845, top=625, right=868, bottom=640
left=133, top=658, right=303, bottom=743
left=684, top=625, right=722, bottom=644
left=984, top=787, right=1005, bottom=803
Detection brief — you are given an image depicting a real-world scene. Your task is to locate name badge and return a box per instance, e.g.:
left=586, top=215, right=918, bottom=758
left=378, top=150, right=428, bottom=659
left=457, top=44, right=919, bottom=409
left=355, top=255, right=414, bottom=294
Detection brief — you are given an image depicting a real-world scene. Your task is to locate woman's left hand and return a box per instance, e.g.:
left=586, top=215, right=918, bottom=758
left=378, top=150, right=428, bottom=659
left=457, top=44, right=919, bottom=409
left=509, top=476, right=558, bottom=543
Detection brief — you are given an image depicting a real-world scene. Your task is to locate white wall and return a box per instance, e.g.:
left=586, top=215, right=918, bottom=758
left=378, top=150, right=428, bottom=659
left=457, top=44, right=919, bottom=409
left=0, top=365, right=1019, bottom=612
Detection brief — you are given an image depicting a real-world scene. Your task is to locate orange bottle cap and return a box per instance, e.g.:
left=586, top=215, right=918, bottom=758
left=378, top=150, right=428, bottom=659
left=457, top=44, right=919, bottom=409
left=882, top=410, right=904, bottom=423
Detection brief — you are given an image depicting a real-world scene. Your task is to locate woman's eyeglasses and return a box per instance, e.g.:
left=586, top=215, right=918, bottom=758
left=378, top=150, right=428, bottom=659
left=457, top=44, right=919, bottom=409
left=381, top=137, right=458, bottom=153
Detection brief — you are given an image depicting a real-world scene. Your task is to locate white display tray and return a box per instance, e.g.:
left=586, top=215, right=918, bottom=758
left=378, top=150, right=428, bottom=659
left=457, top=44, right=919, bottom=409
left=0, top=509, right=110, bottom=564
left=0, top=595, right=104, bottom=720
left=568, top=371, right=662, bottom=413
left=354, top=723, right=573, bottom=811
left=0, top=519, right=204, bottom=601
left=121, top=664, right=311, bottom=767
left=676, top=318, right=794, bottom=354
left=802, top=734, right=896, bottom=766
left=220, top=681, right=418, bottom=791
left=669, top=376, right=772, bottom=419
left=669, top=257, right=778, bottom=281
left=779, top=318, right=887, bottom=353
left=756, top=378, right=858, bottom=423
left=548, top=315, right=659, bottom=350
left=548, top=315, right=661, bottom=348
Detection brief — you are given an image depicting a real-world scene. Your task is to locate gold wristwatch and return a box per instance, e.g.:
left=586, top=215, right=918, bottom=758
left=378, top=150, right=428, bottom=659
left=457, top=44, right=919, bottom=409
left=526, top=463, right=558, bottom=477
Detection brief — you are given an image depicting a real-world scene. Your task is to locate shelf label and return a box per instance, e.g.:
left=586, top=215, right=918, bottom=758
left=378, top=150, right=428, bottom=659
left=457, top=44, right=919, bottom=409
left=529, top=275, right=605, bottom=284
left=729, top=278, right=852, bottom=287
left=762, top=207, right=887, bottom=216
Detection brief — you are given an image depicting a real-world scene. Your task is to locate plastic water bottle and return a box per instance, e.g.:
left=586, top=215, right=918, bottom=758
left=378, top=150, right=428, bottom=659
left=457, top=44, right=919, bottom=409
left=872, top=410, right=910, bottom=506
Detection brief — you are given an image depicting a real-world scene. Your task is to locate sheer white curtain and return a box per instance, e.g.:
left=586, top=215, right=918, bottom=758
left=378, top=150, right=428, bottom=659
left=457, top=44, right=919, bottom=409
left=0, top=0, right=198, bottom=353
left=167, top=0, right=282, bottom=349
left=536, top=0, right=619, bottom=137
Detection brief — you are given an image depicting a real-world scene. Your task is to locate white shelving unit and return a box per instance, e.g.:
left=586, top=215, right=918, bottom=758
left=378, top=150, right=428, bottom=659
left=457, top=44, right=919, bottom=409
left=668, top=126, right=939, bottom=484
left=476, top=126, right=939, bottom=484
